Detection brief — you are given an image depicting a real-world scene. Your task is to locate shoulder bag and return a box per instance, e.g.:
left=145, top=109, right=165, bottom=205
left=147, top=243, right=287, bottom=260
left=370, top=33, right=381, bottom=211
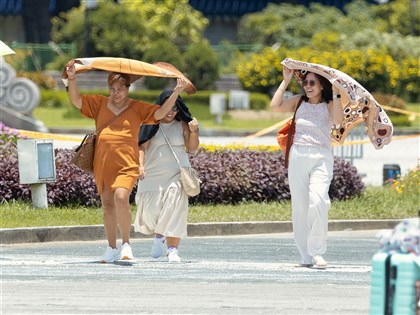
left=160, top=126, right=201, bottom=197
left=276, top=96, right=304, bottom=168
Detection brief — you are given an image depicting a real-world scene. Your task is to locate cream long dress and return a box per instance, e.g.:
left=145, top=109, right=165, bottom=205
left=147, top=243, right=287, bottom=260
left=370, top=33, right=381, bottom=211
left=134, top=120, right=190, bottom=238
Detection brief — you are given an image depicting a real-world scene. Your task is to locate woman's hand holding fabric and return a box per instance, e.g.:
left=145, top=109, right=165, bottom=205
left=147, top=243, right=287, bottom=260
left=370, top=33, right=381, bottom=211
left=188, top=118, right=199, bottom=133
left=65, top=60, right=76, bottom=79
left=282, top=66, right=293, bottom=82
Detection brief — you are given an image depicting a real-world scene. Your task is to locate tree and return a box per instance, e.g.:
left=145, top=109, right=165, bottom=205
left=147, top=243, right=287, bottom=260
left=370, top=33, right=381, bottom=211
left=123, top=0, right=208, bottom=47
left=372, top=0, right=419, bottom=36
left=183, top=41, right=219, bottom=90
left=142, top=39, right=185, bottom=90
left=51, top=0, right=208, bottom=58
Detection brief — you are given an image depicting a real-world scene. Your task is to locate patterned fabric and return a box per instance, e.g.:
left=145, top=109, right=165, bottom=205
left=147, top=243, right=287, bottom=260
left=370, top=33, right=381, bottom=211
left=61, top=57, right=196, bottom=95
left=376, top=218, right=420, bottom=264
left=282, top=58, right=393, bottom=149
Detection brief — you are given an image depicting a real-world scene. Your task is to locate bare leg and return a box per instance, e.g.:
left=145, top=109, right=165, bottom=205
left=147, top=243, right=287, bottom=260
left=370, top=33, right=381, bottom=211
left=167, top=237, right=180, bottom=248
left=114, top=187, right=132, bottom=244
left=100, top=186, right=117, bottom=248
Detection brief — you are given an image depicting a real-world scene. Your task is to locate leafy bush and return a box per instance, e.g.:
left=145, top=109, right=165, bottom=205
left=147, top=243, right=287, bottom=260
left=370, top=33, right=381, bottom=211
left=249, top=93, right=270, bottom=110
left=40, top=90, right=72, bottom=108
left=189, top=148, right=365, bottom=205
left=183, top=41, right=220, bottom=90
left=390, top=166, right=419, bottom=194
left=329, top=158, right=366, bottom=201
left=143, top=40, right=185, bottom=90
left=0, top=146, right=101, bottom=207
left=0, top=143, right=31, bottom=202
left=371, top=93, right=406, bottom=114
left=371, top=92, right=411, bottom=126
left=386, top=115, right=411, bottom=127
left=0, top=145, right=365, bottom=207
left=236, top=46, right=418, bottom=101
left=16, top=71, right=57, bottom=90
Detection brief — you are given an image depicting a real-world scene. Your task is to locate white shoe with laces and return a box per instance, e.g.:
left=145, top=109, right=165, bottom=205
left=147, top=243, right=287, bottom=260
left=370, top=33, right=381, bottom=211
left=312, top=255, right=327, bottom=269
left=100, top=246, right=119, bottom=263
left=120, top=243, right=134, bottom=260
left=167, top=247, right=181, bottom=263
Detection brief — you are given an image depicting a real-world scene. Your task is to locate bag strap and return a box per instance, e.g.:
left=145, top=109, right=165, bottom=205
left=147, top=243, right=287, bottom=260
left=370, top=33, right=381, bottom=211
left=94, top=101, right=134, bottom=135
left=160, top=126, right=182, bottom=166
left=284, top=96, right=304, bottom=168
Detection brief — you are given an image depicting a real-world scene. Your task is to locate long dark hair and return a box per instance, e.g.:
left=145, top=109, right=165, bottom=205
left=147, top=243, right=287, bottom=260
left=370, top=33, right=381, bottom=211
left=302, top=72, right=332, bottom=103
left=138, top=90, right=193, bottom=145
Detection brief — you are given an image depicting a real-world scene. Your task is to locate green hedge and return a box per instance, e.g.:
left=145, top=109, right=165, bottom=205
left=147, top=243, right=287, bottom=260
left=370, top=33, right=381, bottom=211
left=39, top=90, right=271, bottom=112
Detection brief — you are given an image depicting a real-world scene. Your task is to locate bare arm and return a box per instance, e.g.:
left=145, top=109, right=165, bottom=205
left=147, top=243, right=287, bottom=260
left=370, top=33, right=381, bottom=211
left=65, top=60, right=82, bottom=109
left=183, top=118, right=200, bottom=153
left=329, top=86, right=344, bottom=126
left=154, top=78, right=188, bottom=120
left=138, top=140, right=150, bottom=180
left=270, top=66, right=299, bottom=113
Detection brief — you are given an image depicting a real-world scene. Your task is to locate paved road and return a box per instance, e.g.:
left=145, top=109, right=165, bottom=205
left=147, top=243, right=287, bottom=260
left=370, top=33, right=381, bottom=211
left=1, top=230, right=379, bottom=314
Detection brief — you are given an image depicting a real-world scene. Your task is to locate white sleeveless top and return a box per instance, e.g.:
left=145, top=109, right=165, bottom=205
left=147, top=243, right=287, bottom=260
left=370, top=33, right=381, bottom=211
left=137, top=120, right=190, bottom=192
left=293, top=101, right=332, bottom=149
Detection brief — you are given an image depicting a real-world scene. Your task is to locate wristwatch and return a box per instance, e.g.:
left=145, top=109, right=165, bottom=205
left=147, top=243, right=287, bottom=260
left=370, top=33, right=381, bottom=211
left=333, top=94, right=341, bottom=99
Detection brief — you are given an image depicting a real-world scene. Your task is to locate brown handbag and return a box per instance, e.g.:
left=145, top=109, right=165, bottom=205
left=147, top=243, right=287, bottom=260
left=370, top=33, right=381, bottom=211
left=72, top=103, right=133, bottom=173
left=276, top=96, right=303, bottom=168
left=72, top=132, right=97, bottom=173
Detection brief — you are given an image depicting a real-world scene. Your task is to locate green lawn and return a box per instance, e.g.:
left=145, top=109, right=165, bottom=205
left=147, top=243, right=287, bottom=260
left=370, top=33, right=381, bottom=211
left=1, top=186, right=418, bottom=228
left=32, top=105, right=291, bottom=131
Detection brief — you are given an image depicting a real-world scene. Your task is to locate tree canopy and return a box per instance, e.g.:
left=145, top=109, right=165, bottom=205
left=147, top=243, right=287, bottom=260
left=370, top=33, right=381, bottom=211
left=51, top=0, right=208, bottom=59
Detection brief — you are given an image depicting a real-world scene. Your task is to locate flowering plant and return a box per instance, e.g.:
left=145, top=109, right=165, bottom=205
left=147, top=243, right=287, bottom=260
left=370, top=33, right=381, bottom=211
left=0, top=123, right=26, bottom=146
left=390, top=166, right=419, bottom=194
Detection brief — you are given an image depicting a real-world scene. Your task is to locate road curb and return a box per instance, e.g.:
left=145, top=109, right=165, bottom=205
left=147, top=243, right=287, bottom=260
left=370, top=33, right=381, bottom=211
left=0, top=220, right=401, bottom=244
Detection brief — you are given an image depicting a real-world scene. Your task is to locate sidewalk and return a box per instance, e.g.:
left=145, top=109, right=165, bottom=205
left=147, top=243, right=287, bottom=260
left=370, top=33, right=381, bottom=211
left=0, top=219, right=401, bottom=244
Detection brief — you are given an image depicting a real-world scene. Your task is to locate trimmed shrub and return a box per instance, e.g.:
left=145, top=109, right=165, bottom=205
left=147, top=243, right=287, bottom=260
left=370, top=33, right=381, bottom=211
left=0, top=143, right=31, bottom=202
left=40, top=90, right=72, bottom=108
left=189, top=148, right=365, bottom=205
left=0, top=145, right=100, bottom=207
left=0, top=145, right=365, bottom=207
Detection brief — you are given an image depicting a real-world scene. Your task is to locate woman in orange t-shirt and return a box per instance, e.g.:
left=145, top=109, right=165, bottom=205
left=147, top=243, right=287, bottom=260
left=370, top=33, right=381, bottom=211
left=66, top=60, right=188, bottom=263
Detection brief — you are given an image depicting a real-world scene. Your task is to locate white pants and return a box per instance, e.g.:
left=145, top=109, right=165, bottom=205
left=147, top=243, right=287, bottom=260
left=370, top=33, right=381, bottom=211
left=288, top=145, right=334, bottom=264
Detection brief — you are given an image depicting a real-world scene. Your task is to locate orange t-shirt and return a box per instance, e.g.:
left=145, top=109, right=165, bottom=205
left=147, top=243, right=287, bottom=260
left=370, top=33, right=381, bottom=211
left=80, top=94, right=159, bottom=194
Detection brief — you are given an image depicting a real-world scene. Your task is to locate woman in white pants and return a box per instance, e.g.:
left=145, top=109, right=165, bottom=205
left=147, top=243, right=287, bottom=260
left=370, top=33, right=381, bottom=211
left=270, top=66, right=343, bottom=268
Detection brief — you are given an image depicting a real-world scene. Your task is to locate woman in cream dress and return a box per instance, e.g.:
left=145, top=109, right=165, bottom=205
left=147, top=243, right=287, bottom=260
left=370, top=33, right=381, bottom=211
left=135, top=90, right=199, bottom=262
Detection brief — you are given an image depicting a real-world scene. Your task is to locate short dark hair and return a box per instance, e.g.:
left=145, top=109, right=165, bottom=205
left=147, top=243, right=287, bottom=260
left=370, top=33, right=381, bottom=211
left=108, top=72, right=131, bottom=88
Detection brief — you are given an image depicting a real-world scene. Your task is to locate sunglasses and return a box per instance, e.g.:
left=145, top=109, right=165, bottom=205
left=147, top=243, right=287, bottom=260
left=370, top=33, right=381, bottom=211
left=302, top=80, right=317, bottom=87
left=171, top=105, right=179, bottom=112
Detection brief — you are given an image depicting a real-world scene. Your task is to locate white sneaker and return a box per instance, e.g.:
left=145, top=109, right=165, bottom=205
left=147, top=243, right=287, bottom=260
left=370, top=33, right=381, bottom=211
left=167, top=247, right=181, bottom=263
left=312, top=255, right=327, bottom=269
left=120, top=243, right=134, bottom=260
left=151, top=236, right=166, bottom=258
left=100, top=246, right=119, bottom=263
